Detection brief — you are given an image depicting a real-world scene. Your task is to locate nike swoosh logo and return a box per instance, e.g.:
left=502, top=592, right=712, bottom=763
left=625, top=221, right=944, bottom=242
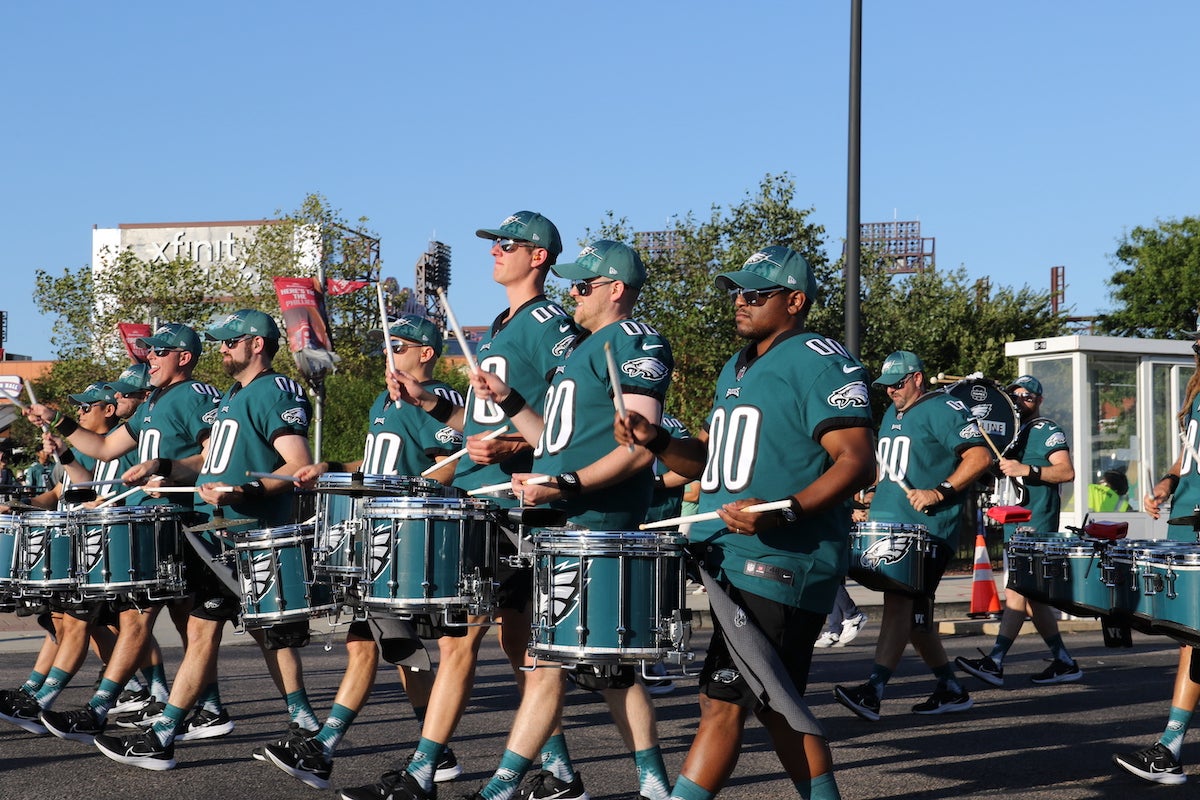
left=843, top=364, right=862, bottom=373
left=642, top=343, right=664, bottom=351
left=558, top=324, right=571, bottom=332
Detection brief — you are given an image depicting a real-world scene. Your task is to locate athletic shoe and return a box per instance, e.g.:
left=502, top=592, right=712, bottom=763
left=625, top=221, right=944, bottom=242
left=833, top=683, right=881, bottom=722
left=254, top=722, right=317, bottom=762
left=339, top=768, right=434, bottom=800
left=435, top=746, right=463, bottom=782
left=911, top=685, right=974, bottom=715
left=645, top=678, right=676, bottom=697
left=41, top=705, right=105, bottom=743
left=176, top=707, right=234, bottom=741
left=955, top=653, right=1004, bottom=687
left=520, top=769, right=590, bottom=800
left=112, top=686, right=153, bottom=714
left=835, top=612, right=869, bottom=646
left=111, top=700, right=166, bottom=729
left=814, top=630, right=839, bottom=648
left=1113, top=742, right=1187, bottom=785
left=265, top=734, right=333, bottom=789
left=1030, top=658, right=1083, bottom=685
left=0, top=689, right=47, bottom=735
left=95, top=729, right=176, bottom=771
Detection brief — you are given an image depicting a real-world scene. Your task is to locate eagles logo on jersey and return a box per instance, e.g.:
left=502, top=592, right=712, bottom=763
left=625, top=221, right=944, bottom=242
left=621, top=357, right=669, bottom=381
left=828, top=381, right=870, bottom=409
left=281, top=407, right=308, bottom=426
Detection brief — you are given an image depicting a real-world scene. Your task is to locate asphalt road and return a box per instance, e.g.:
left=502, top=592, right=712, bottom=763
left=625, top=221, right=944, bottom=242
left=0, top=621, right=1193, bottom=799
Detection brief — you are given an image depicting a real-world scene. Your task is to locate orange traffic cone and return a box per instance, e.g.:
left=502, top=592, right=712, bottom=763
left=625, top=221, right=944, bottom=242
left=967, top=533, right=1002, bottom=619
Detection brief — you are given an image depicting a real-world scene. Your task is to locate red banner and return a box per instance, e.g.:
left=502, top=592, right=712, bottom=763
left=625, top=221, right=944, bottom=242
left=117, top=323, right=153, bottom=363
left=326, top=277, right=372, bottom=296
left=273, top=277, right=333, bottom=354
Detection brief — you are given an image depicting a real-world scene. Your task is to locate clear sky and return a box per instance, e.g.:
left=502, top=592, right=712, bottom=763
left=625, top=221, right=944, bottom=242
left=2, top=2, right=1197, bottom=361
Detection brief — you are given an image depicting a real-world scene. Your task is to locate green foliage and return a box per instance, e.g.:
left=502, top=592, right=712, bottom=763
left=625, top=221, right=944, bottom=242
left=1099, top=217, right=1200, bottom=337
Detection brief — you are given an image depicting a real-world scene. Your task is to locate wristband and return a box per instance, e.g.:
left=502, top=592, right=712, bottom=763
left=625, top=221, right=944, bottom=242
left=429, top=395, right=454, bottom=423
left=1162, top=473, right=1181, bottom=493
left=936, top=480, right=957, bottom=501
left=156, top=457, right=173, bottom=478
left=326, top=461, right=346, bottom=473
left=556, top=471, right=583, bottom=496
left=238, top=480, right=266, bottom=499
left=645, top=424, right=672, bottom=454
left=58, top=449, right=76, bottom=466
left=498, top=389, right=527, bottom=417
left=1027, top=465, right=1042, bottom=482
left=56, top=416, right=79, bottom=437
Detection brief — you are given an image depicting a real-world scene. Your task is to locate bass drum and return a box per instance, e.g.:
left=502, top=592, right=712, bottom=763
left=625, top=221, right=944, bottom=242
left=943, top=377, right=1019, bottom=454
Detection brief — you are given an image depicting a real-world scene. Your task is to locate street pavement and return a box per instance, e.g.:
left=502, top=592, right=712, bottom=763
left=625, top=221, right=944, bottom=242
left=0, top=584, right=1193, bottom=799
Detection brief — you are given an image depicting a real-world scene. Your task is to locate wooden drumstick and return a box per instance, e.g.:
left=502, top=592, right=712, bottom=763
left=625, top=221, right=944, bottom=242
left=975, top=422, right=1004, bottom=460
left=466, top=474, right=554, bottom=496
left=640, top=499, right=793, bottom=531
left=421, top=425, right=509, bottom=477
left=376, top=282, right=396, bottom=374
left=438, top=287, right=478, bottom=374
left=604, top=342, right=635, bottom=454
left=94, top=485, right=142, bottom=510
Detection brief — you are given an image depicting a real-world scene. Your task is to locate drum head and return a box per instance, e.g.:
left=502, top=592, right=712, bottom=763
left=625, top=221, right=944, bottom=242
left=943, top=378, right=1019, bottom=453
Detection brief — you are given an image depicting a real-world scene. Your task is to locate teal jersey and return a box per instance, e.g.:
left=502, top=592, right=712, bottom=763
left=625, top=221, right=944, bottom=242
left=1003, top=417, right=1069, bottom=534
left=198, top=371, right=311, bottom=527
left=58, top=436, right=137, bottom=509
left=362, top=382, right=464, bottom=477
left=872, top=390, right=987, bottom=548
left=456, top=296, right=577, bottom=503
left=1171, top=397, right=1200, bottom=541
left=122, top=379, right=221, bottom=507
left=533, top=319, right=673, bottom=530
left=691, top=330, right=874, bottom=613
left=645, top=413, right=691, bottom=525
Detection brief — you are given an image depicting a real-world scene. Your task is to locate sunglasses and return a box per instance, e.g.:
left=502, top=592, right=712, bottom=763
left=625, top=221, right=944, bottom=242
left=1013, top=393, right=1039, bottom=403
left=495, top=238, right=537, bottom=254
left=389, top=341, right=422, bottom=354
left=150, top=346, right=184, bottom=357
left=888, top=373, right=916, bottom=391
left=571, top=278, right=616, bottom=297
left=77, top=402, right=107, bottom=413
left=220, top=334, right=253, bottom=348
left=727, top=287, right=786, bottom=306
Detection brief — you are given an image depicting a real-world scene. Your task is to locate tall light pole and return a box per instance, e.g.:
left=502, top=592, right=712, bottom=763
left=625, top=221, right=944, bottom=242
left=845, top=0, right=863, bottom=357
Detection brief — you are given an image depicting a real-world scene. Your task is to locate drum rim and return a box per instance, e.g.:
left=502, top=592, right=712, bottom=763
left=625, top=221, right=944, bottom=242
left=851, top=522, right=930, bottom=535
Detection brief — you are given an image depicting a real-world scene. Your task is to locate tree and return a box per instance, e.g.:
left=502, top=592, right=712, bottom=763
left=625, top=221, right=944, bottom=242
left=1099, top=216, right=1200, bottom=337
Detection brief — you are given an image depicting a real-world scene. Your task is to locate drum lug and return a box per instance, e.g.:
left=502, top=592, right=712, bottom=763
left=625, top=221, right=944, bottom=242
left=1142, top=571, right=1163, bottom=596
left=1166, top=567, right=1178, bottom=601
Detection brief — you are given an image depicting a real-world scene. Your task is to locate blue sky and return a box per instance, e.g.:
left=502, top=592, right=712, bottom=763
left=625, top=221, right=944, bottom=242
left=2, top=2, right=1197, bottom=361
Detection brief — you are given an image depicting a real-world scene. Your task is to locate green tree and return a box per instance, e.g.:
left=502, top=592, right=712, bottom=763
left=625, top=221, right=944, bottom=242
left=1099, top=216, right=1200, bottom=337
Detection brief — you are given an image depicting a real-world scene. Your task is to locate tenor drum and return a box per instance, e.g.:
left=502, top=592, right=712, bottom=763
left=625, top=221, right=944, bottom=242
left=1141, top=542, right=1200, bottom=646
left=943, top=377, right=1020, bottom=453
left=529, top=529, right=691, bottom=667
left=1005, top=532, right=1070, bottom=605
left=1042, top=537, right=1108, bottom=617
left=849, top=522, right=930, bottom=594
left=357, top=496, right=496, bottom=615
left=1102, top=540, right=1159, bottom=634
left=76, top=506, right=184, bottom=598
left=229, top=524, right=338, bottom=627
left=18, top=511, right=77, bottom=593
left=0, top=514, right=22, bottom=607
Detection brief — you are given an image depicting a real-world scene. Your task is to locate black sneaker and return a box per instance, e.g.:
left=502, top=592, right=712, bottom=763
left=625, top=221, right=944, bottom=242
left=521, top=769, right=590, bottom=800
left=176, top=707, right=234, bottom=741
left=1113, top=742, right=1186, bottom=785
left=41, top=705, right=105, bottom=743
left=112, top=686, right=153, bottom=714
left=833, top=683, right=881, bottom=722
left=954, top=652, right=1004, bottom=687
left=340, top=769, right=434, bottom=800
left=1030, top=658, right=1083, bottom=685
left=911, top=685, right=974, bottom=715
left=435, top=746, right=463, bottom=782
left=95, top=729, right=176, bottom=771
left=0, top=689, right=47, bottom=735
left=254, top=722, right=317, bottom=762
left=265, top=734, right=333, bottom=789
left=112, top=700, right=166, bottom=729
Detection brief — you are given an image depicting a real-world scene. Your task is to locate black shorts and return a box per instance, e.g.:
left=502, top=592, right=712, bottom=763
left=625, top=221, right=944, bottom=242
left=568, top=664, right=636, bottom=692
left=183, top=544, right=242, bottom=624
left=347, top=617, right=432, bottom=668
left=698, top=582, right=825, bottom=709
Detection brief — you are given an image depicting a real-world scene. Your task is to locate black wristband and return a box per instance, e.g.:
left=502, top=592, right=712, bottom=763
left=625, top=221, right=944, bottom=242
left=238, top=480, right=266, bottom=498
left=429, top=395, right=454, bottom=423
left=58, top=449, right=76, bottom=466
left=1027, top=465, right=1042, bottom=483
left=645, top=425, right=672, bottom=454
left=156, top=457, right=173, bottom=478
left=326, top=461, right=346, bottom=473
left=498, top=389, right=527, bottom=417
left=1162, top=473, right=1181, bottom=493
left=556, top=471, right=583, bottom=496
left=56, top=416, right=79, bottom=437
left=936, top=480, right=957, bottom=501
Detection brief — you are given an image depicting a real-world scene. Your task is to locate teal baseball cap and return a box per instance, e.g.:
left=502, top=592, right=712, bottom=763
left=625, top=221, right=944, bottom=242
left=388, top=315, right=444, bottom=356
left=136, top=323, right=202, bottom=357
left=205, top=309, right=281, bottom=341
left=873, top=350, right=926, bottom=387
left=475, top=210, right=563, bottom=257
left=1008, top=375, right=1043, bottom=397
left=715, top=246, right=817, bottom=297
left=105, top=363, right=153, bottom=395
left=69, top=382, right=119, bottom=406
left=552, top=240, right=646, bottom=290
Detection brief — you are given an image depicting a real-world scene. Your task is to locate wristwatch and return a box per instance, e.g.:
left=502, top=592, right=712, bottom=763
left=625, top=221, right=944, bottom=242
left=780, top=502, right=798, bottom=523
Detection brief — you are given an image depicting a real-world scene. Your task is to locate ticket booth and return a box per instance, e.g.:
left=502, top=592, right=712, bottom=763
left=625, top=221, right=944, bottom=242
left=1005, top=334, right=1194, bottom=539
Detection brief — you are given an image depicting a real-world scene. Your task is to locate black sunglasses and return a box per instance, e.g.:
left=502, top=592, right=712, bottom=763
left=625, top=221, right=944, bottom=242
left=727, top=287, right=786, bottom=306
left=150, top=346, right=184, bottom=357
left=571, top=278, right=616, bottom=297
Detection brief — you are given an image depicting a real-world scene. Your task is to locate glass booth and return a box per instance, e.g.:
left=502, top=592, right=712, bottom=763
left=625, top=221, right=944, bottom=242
left=1005, top=334, right=1194, bottom=539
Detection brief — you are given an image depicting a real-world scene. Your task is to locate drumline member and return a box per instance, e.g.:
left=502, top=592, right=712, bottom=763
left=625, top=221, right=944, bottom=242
left=95, top=310, right=319, bottom=770
left=265, top=315, right=466, bottom=790
left=617, top=245, right=877, bottom=800
left=465, top=240, right=674, bottom=800
left=956, top=375, right=1082, bottom=687
left=834, top=351, right=991, bottom=721
left=341, top=210, right=578, bottom=800
left=1113, top=335, right=1200, bottom=785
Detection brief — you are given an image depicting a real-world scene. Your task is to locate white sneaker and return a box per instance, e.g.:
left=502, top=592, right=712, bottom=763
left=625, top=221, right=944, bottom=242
left=835, top=613, right=869, bottom=647
left=814, top=630, right=840, bottom=648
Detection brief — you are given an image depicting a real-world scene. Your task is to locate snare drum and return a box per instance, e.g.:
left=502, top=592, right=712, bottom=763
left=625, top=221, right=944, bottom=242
left=849, top=522, right=930, bottom=594
left=529, top=529, right=690, bottom=667
left=358, top=496, right=496, bottom=615
left=0, top=514, right=22, bottom=607
left=1140, top=542, right=1200, bottom=646
left=1042, top=537, right=1107, bottom=617
left=230, top=524, right=338, bottom=627
left=76, top=506, right=183, bottom=598
left=18, top=511, right=77, bottom=594
left=1005, top=533, right=1070, bottom=605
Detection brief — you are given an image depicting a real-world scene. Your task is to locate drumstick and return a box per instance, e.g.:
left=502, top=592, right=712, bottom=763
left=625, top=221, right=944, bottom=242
left=16, top=381, right=60, bottom=466
left=604, top=342, right=635, bottom=454
left=66, top=478, right=127, bottom=488
left=94, top=485, right=142, bottom=510
left=246, top=471, right=299, bottom=482
left=0, top=384, right=28, bottom=410
left=878, top=459, right=934, bottom=516
left=466, top=474, right=554, bottom=496
left=640, top=499, right=793, bottom=531
left=974, top=422, right=1003, bottom=459
left=437, top=287, right=478, bottom=374
left=376, top=282, right=396, bottom=374
left=420, top=425, right=509, bottom=477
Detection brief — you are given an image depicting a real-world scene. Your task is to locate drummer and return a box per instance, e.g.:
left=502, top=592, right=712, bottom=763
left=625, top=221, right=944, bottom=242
left=956, top=375, right=1082, bottom=688
left=834, top=350, right=991, bottom=722
left=264, top=315, right=466, bottom=790
left=465, top=239, right=674, bottom=800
